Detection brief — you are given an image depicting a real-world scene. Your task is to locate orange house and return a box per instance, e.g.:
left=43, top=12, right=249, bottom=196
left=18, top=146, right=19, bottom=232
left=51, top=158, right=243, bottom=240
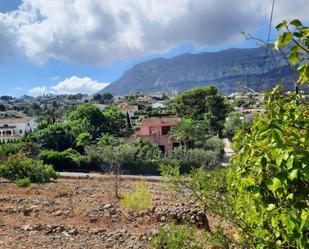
left=135, top=117, right=180, bottom=153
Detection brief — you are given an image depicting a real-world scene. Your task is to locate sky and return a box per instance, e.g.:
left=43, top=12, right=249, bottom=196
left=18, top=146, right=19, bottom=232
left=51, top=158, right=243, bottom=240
left=0, top=0, right=308, bottom=97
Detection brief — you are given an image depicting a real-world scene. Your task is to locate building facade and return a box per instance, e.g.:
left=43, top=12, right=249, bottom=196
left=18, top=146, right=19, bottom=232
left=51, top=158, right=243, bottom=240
left=135, top=117, right=180, bottom=153
left=0, top=117, right=37, bottom=142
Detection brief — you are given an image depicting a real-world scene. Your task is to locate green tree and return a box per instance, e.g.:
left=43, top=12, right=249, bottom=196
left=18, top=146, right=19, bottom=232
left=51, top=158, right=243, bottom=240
left=204, top=86, right=229, bottom=136
left=168, top=118, right=197, bottom=149
left=174, top=86, right=211, bottom=119
left=101, top=92, right=114, bottom=104
left=76, top=132, right=92, bottom=147
left=0, top=103, right=6, bottom=111
left=69, top=103, right=106, bottom=137
left=92, top=93, right=102, bottom=102
left=173, top=86, right=228, bottom=136
left=31, top=122, right=76, bottom=151
left=224, top=112, right=243, bottom=138
left=103, top=107, right=126, bottom=135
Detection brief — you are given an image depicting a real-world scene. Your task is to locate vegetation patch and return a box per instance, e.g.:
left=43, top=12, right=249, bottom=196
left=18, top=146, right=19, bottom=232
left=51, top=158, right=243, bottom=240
left=0, top=154, right=59, bottom=183
left=121, top=181, right=152, bottom=211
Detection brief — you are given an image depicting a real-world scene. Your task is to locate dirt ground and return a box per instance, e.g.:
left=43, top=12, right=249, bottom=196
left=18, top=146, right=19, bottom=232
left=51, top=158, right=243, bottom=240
left=0, top=177, right=235, bottom=249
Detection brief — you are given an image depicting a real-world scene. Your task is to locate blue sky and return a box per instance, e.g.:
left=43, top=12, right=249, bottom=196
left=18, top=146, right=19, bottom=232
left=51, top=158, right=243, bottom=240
left=0, top=0, right=308, bottom=96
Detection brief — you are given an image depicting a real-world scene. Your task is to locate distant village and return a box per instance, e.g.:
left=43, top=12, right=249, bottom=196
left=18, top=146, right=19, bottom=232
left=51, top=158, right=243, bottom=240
left=0, top=88, right=268, bottom=151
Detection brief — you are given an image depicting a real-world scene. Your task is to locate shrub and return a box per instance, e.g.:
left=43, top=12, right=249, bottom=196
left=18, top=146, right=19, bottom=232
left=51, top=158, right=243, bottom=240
left=121, top=181, right=152, bottom=211
left=0, top=154, right=58, bottom=183
left=0, top=142, right=23, bottom=159
left=100, top=138, right=163, bottom=175
left=168, top=147, right=221, bottom=173
left=16, top=178, right=31, bottom=188
left=149, top=224, right=203, bottom=249
left=203, top=136, right=224, bottom=154
left=206, top=225, right=230, bottom=248
left=228, top=89, right=309, bottom=248
left=40, top=148, right=89, bottom=171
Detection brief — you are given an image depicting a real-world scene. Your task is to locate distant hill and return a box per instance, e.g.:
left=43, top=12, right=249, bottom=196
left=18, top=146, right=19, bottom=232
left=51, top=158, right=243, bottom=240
left=100, top=47, right=296, bottom=95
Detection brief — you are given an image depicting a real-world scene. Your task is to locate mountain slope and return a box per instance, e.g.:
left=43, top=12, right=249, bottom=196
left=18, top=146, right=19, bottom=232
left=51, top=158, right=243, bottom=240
left=100, top=47, right=295, bottom=95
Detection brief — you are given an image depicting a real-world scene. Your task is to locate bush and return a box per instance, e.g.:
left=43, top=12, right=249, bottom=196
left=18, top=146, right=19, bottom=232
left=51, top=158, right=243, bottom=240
left=100, top=138, right=163, bottom=175
left=0, top=154, right=58, bottom=183
left=40, top=148, right=90, bottom=171
left=0, top=142, right=23, bottom=159
left=121, top=181, right=152, bottom=210
left=150, top=224, right=201, bottom=249
left=203, top=136, right=224, bottom=154
left=16, top=178, right=31, bottom=188
left=148, top=223, right=230, bottom=249
left=168, top=147, right=221, bottom=173
left=228, top=90, right=309, bottom=248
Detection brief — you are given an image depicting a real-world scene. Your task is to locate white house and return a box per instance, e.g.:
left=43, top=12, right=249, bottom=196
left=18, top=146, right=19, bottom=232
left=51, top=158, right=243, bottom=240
left=0, top=117, right=37, bottom=142
left=151, top=101, right=166, bottom=109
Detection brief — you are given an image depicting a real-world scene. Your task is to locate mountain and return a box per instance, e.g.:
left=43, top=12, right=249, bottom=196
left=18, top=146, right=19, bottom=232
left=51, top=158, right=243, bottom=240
left=100, top=47, right=296, bottom=95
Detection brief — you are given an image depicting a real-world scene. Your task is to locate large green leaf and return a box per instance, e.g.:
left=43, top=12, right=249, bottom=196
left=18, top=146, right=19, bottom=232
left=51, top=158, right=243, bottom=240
left=288, top=169, right=298, bottom=181
left=266, top=177, right=282, bottom=193
left=290, top=19, right=302, bottom=27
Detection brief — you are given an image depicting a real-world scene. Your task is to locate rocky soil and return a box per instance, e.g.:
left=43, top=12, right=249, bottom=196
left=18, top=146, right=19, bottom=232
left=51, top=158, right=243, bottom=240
left=0, top=177, right=234, bottom=249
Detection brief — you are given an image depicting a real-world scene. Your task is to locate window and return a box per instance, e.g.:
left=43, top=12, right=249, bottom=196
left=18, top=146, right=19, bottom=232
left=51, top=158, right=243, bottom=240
left=19, top=130, right=23, bottom=134
left=159, top=145, right=165, bottom=153
left=161, top=126, right=171, bottom=135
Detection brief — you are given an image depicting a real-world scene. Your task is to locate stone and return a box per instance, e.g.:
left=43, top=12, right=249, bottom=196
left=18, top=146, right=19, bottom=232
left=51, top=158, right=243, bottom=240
left=103, top=203, right=113, bottom=209
left=22, top=225, right=32, bottom=231
left=54, top=210, right=62, bottom=216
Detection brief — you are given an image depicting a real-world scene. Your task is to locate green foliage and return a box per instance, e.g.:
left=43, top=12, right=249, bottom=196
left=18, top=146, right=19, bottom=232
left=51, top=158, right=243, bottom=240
left=161, top=165, right=232, bottom=222
left=173, top=86, right=214, bottom=119
left=202, top=136, right=224, bottom=154
left=0, top=142, right=23, bottom=160
left=76, top=132, right=92, bottom=147
left=69, top=103, right=106, bottom=137
left=31, top=122, right=77, bottom=151
left=99, top=138, right=163, bottom=175
left=16, top=178, right=31, bottom=188
left=149, top=223, right=203, bottom=249
left=0, top=103, right=6, bottom=111
left=168, top=147, right=221, bottom=172
left=92, top=92, right=114, bottom=104
left=206, top=225, right=230, bottom=248
left=228, top=88, right=309, bottom=248
left=121, top=181, right=152, bottom=210
left=150, top=223, right=230, bottom=249
left=223, top=112, right=243, bottom=138
left=40, top=148, right=90, bottom=171
left=97, top=134, right=122, bottom=146
left=0, top=154, right=58, bottom=183
left=103, top=107, right=127, bottom=134
left=173, top=86, right=228, bottom=136
left=168, top=118, right=197, bottom=148
left=274, top=19, right=309, bottom=86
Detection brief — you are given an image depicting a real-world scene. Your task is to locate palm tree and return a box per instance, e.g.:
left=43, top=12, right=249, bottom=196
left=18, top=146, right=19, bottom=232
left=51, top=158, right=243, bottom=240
left=168, top=118, right=197, bottom=149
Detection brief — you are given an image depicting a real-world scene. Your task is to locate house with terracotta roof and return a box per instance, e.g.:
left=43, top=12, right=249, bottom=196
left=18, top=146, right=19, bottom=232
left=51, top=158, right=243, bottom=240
left=0, top=117, right=37, bottom=142
left=135, top=117, right=180, bottom=153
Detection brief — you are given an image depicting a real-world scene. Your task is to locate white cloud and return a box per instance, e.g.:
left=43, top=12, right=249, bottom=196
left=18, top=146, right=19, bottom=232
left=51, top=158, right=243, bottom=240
left=51, top=76, right=109, bottom=94
left=1, top=0, right=309, bottom=64
left=28, top=86, right=49, bottom=96
left=28, top=76, right=109, bottom=96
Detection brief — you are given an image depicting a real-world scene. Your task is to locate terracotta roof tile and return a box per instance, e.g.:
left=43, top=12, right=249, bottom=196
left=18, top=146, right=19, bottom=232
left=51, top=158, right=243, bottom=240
left=140, top=117, right=179, bottom=127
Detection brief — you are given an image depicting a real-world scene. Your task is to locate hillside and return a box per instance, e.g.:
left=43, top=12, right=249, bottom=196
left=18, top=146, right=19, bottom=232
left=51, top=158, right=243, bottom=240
left=100, top=47, right=295, bottom=95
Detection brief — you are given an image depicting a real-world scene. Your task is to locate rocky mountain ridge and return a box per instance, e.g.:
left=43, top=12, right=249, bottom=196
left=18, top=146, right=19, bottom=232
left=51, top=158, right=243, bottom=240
left=101, top=47, right=295, bottom=95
